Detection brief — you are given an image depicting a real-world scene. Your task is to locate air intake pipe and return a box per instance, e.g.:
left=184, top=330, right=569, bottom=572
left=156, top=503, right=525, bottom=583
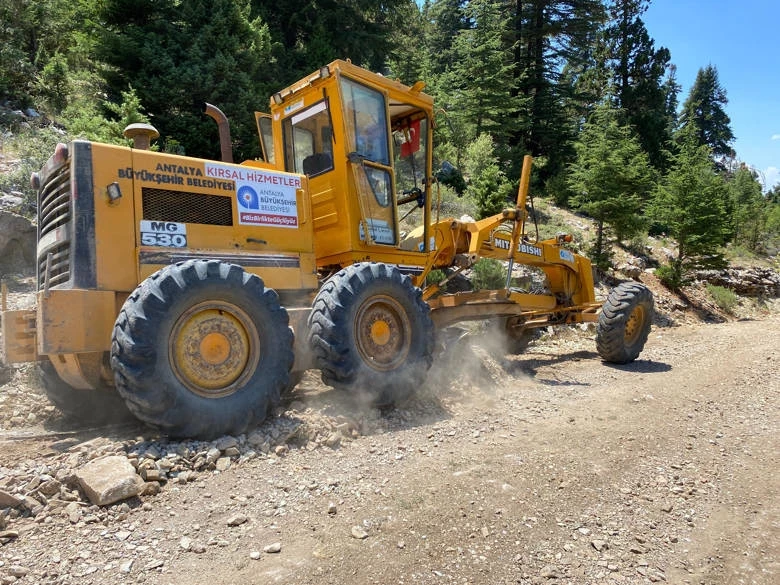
left=123, top=123, right=159, bottom=150
left=204, top=103, right=233, bottom=163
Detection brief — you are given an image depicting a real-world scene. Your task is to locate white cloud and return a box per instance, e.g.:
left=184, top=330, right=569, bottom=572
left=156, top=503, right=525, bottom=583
left=765, top=166, right=780, bottom=191
left=772, top=134, right=780, bottom=141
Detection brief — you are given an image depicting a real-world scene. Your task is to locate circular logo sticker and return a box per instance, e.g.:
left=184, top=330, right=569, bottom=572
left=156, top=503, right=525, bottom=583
left=237, top=185, right=259, bottom=209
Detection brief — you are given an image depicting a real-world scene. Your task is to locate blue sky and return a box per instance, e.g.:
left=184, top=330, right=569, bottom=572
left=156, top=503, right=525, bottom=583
left=643, top=0, right=779, bottom=190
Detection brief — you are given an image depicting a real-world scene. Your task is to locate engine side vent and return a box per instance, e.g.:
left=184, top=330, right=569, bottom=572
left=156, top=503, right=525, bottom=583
left=142, top=188, right=234, bottom=226
left=37, top=160, right=72, bottom=289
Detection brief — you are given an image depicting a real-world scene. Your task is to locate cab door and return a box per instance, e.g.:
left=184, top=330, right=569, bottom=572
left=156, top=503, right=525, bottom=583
left=339, top=77, right=397, bottom=246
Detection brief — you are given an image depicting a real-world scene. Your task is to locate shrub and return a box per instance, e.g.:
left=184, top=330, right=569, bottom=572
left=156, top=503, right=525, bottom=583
left=471, top=258, right=506, bottom=290
left=425, top=269, right=446, bottom=287
left=464, top=134, right=513, bottom=219
left=706, top=283, right=739, bottom=314
left=0, top=126, right=65, bottom=211
left=656, top=263, right=683, bottom=291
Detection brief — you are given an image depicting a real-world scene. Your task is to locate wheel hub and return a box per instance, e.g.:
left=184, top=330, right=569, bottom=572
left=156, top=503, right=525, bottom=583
left=370, top=320, right=392, bottom=345
left=200, top=332, right=231, bottom=365
left=170, top=302, right=259, bottom=398
left=355, top=296, right=411, bottom=371
left=624, top=305, right=645, bottom=345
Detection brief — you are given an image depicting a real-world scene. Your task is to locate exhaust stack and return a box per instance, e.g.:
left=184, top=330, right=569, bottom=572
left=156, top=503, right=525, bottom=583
left=204, top=103, right=233, bottom=163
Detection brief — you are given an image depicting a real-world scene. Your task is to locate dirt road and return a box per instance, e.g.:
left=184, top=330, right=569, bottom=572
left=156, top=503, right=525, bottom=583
left=0, top=313, right=778, bottom=585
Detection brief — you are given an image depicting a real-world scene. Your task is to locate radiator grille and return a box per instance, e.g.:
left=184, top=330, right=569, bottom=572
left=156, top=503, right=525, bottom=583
left=37, top=161, right=71, bottom=288
left=142, top=188, right=234, bottom=226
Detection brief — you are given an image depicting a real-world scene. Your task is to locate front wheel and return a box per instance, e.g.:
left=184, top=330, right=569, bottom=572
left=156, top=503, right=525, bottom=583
left=307, top=263, right=434, bottom=405
left=110, top=260, right=293, bottom=439
left=596, top=282, right=653, bottom=364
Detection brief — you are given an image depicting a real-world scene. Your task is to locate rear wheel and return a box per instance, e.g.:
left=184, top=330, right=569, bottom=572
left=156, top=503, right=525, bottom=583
left=596, top=282, right=653, bottom=364
left=308, top=263, right=434, bottom=405
left=111, top=260, right=293, bottom=439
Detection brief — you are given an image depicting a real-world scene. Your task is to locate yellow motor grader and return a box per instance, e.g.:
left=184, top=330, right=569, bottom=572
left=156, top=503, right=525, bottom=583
left=1, top=60, right=653, bottom=438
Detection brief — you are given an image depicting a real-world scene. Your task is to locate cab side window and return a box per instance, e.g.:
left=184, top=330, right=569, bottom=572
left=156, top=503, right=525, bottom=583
left=283, top=100, right=334, bottom=177
left=340, top=78, right=390, bottom=166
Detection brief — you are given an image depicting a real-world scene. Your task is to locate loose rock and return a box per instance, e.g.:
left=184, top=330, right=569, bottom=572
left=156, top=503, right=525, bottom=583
left=75, top=455, right=142, bottom=506
left=351, top=526, right=369, bottom=540
left=227, top=513, right=248, bottom=527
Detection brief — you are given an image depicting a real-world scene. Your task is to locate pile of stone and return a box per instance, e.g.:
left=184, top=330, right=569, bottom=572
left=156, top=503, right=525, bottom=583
left=696, top=266, right=780, bottom=297
left=0, top=405, right=365, bottom=533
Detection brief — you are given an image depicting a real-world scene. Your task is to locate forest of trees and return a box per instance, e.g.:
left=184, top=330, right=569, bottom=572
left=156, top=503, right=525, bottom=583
left=1, top=0, right=778, bottom=285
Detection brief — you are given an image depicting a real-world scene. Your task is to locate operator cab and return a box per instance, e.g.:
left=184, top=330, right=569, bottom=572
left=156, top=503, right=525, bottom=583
left=258, top=60, right=434, bottom=274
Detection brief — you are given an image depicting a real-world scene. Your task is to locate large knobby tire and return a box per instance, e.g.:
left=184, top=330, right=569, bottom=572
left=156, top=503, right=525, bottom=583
left=596, top=282, right=654, bottom=364
left=38, top=361, right=133, bottom=425
left=110, top=260, right=293, bottom=439
left=307, top=263, right=435, bottom=405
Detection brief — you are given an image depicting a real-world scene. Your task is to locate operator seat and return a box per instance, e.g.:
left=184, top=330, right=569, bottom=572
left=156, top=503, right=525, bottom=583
left=302, top=153, right=333, bottom=176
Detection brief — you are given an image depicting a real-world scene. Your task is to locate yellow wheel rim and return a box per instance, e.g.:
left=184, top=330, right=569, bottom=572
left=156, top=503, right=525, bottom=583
left=170, top=301, right=259, bottom=398
left=354, top=295, right=411, bottom=371
left=624, top=305, right=645, bottom=346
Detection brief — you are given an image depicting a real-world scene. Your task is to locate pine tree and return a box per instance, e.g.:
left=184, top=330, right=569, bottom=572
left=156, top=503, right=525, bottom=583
left=567, top=101, right=653, bottom=269
left=251, top=0, right=409, bottom=82
left=1, top=0, right=104, bottom=112
left=648, top=126, right=729, bottom=288
left=464, top=133, right=514, bottom=218
left=602, top=0, right=674, bottom=171
left=767, top=184, right=780, bottom=205
left=449, top=0, right=523, bottom=145
left=679, top=65, right=735, bottom=159
left=510, top=0, right=606, bottom=182
left=99, top=0, right=273, bottom=160
left=728, top=166, right=767, bottom=252
left=662, top=64, right=681, bottom=139
left=420, top=0, right=469, bottom=77
left=386, top=2, right=428, bottom=84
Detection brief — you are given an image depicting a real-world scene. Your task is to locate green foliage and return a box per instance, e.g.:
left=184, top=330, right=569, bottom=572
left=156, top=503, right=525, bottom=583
left=425, top=269, right=446, bottom=287
left=99, top=0, right=273, bottom=161
left=545, top=171, right=573, bottom=208
left=463, top=134, right=513, bottom=219
left=0, top=127, right=66, bottom=209
left=764, top=203, right=780, bottom=255
left=767, top=184, right=780, bottom=205
left=60, top=86, right=149, bottom=145
left=728, top=167, right=766, bottom=252
left=602, top=0, right=675, bottom=171
left=449, top=0, right=522, bottom=144
left=511, top=0, right=606, bottom=183
left=679, top=65, right=734, bottom=159
left=648, top=126, right=730, bottom=286
left=35, top=53, right=71, bottom=115
left=386, top=2, right=427, bottom=84
left=0, top=0, right=107, bottom=111
left=655, top=263, right=682, bottom=290
left=568, top=101, right=654, bottom=270
left=432, top=184, right=478, bottom=224
left=471, top=258, right=506, bottom=290
left=255, top=0, right=408, bottom=83
left=706, top=283, right=739, bottom=315
left=724, top=243, right=760, bottom=263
